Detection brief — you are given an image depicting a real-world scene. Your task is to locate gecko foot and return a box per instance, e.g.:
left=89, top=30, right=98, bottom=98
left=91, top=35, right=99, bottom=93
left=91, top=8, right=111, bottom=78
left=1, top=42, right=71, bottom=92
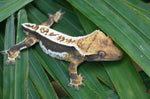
left=68, top=74, right=85, bottom=90
left=49, top=9, right=65, bottom=23
left=42, top=9, right=65, bottom=27
left=0, top=50, right=20, bottom=66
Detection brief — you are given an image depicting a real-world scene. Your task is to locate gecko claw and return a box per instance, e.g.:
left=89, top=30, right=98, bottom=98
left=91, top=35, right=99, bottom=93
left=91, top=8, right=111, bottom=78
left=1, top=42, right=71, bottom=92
left=68, top=83, right=72, bottom=87
left=75, top=86, right=79, bottom=91
left=4, top=62, right=9, bottom=66
left=11, top=61, right=15, bottom=66
left=48, top=13, right=53, bottom=17
left=17, top=55, right=21, bottom=59
left=4, top=60, right=10, bottom=66
left=58, top=9, right=65, bottom=15
left=61, top=12, right=65, bottom=16
left=58, top=9, right=64, bottom=14
left=81, top=83, right=85, bottom=87
left=82, top=76, right=86, bottom=80
left=4, top=59, right=16, bottom=66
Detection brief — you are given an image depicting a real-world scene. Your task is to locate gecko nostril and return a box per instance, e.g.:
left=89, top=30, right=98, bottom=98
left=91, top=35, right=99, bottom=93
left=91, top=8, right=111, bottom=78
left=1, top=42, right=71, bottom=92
left=118, top=55, right=123, bottom=59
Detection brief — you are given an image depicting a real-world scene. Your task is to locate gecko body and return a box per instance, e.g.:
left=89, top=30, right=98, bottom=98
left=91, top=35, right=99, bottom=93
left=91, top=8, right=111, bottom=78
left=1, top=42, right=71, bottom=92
left=1, top=10, right=123, bottom=90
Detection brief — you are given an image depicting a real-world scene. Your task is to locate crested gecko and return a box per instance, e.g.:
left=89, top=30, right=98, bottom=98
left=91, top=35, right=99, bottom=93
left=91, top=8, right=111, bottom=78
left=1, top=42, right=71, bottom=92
left=1, top=10, right=123, bottom=90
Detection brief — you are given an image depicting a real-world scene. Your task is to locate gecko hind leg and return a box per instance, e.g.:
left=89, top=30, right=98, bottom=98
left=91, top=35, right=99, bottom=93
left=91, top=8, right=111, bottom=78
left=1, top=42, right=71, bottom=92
left=42, top=9, right=65, bottom=27
left=68, top=60, right=86, bottom=90
left=0, top=36, right=37, bottom=66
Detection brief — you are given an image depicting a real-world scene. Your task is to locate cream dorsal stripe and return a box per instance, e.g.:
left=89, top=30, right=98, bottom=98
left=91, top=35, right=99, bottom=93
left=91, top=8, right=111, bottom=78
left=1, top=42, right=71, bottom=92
left=22, top=23, right=101, bottom=56
left=22, top=23, right=80, bottom=45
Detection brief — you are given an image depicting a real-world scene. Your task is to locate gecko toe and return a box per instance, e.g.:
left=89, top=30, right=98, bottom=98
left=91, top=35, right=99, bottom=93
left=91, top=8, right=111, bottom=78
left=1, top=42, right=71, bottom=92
left=82, top=76, right=86, bottom=80
left=17, top=55, right=21, bottom=59
left=75, top=86, right=79, bottom=91
left=81, top=83, right=85, bottom=87
left=61, top=11, right=65, bottom=16
left=68, top=83, right=72, bottom=87
left=4, top=63, right=9, bottom=67
left=11, top=61, right=15, bottom=66
left=58, top=9, right=65, bottom=15
left=4, top=60, right=10, bottom=66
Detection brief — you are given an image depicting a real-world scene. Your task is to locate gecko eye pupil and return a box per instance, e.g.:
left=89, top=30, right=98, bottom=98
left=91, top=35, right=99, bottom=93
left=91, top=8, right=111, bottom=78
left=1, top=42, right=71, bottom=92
left=99, top=51, right=106, bottom=58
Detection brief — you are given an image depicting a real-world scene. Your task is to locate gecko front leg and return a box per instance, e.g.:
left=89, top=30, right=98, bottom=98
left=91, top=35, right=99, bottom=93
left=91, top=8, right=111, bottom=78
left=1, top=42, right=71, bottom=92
left=0, top=35, right=37, bottom=66
left=68, top=56, right=85, bottom=90
left=42, top=9, right=65, bottom=27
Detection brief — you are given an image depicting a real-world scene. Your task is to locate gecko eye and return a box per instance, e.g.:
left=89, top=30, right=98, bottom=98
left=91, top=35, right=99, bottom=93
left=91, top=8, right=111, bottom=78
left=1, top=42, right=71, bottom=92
left=98, top=51, right=106, bottom=58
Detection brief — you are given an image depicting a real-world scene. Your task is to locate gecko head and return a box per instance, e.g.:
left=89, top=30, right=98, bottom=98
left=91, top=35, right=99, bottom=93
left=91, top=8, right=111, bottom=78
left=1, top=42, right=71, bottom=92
left=86, top=43, right=123, bottom=61
left=82, top=30, right=123, bottom=61
left=21, top=23, right=39, bottom=35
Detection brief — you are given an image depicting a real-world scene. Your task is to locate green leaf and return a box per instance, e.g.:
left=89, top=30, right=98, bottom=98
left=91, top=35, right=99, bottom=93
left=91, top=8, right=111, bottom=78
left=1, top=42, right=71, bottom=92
left=104, top=54, right=150, bottom=99
left=101, top=0, right=150, bottom=44
left=3, top=14, right=15, bottom=99
left=102, top=84, right=119, bottom=99
left=29, top=49, right=57, bottom=99
left=67, top=0, right=150, bottom=77
left=14, top=9, right=28, bottom=99
left=140, top=72, right=150, bottom=89
left=123, top=0, right=150, bottom=16
left=28, top=78, right=41, bottom=99
left=0, top=29, right=4, bottom=99
left=122, top=0, right=150, bottom=26
left=0, top=0, right=32, bottom=22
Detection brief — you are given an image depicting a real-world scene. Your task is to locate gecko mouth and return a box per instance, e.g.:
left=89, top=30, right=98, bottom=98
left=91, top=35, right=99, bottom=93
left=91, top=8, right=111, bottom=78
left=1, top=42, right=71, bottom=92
left=86, top=55, right=123, bottom=62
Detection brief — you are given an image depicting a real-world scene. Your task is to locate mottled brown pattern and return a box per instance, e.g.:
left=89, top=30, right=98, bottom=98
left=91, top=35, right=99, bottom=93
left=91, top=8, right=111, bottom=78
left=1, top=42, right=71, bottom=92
left=60, top=36, right=65, bottom=41
left=25, top=24, right=39, bottom=30
left=25, top=36, right=37, bottom=46
left=33, top=25, right=39, bottom=30
left=57, top=35, right=63, bottom=40
left=49, top=32, right=58, bottom=36
left=77, top=31, right=99, bottom=54
left=40, top=27, right=45, bottom=33
left=66, top=38, right=74, bottom=43
left=44, top=28, right=49, bottom=34
left=72, top=40, right=76, bottom=43
left=26, top=24, right=33, bottom=28
left=86, top=32, right=98, bottom=52
left=57, top=36, right=65, bottom=41
left=40, top=27, right=49, bottom=34
left=42, top=18, right=54, bottom=27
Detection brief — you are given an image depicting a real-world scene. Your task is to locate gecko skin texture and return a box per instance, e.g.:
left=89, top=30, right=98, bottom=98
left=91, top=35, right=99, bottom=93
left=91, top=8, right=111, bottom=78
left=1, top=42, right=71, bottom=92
left=0, top=10, right=123, bottom=90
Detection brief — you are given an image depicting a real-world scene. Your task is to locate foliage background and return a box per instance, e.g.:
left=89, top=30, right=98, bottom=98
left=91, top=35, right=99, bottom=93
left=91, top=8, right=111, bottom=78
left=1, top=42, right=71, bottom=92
left=0, top=0, right=150, bottom=99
